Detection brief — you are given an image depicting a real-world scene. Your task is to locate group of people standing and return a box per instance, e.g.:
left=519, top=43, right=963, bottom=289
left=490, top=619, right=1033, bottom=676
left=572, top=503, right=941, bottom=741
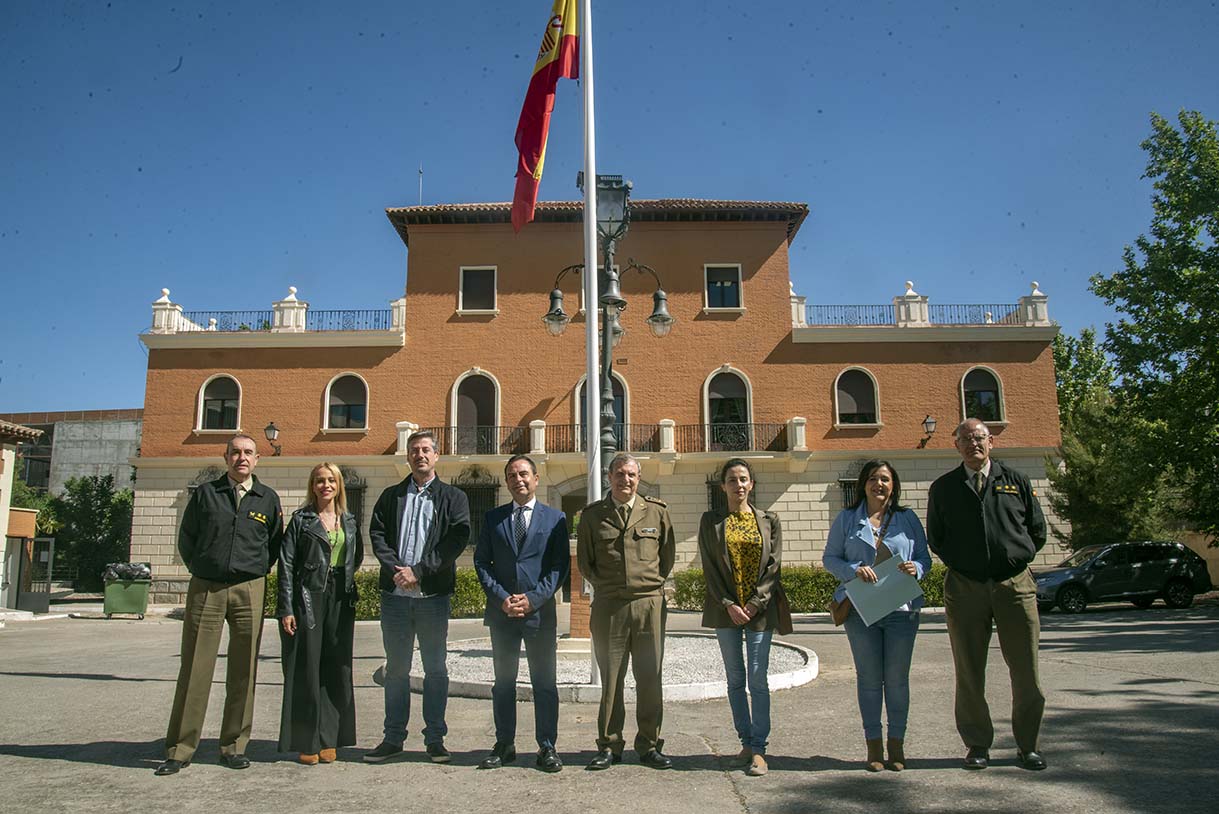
left=155, top=417, right=1048, bottom=777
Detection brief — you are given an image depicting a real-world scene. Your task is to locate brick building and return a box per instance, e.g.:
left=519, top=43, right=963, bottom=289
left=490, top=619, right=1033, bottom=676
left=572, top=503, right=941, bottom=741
left=133, top=199, right=1064, bottom=603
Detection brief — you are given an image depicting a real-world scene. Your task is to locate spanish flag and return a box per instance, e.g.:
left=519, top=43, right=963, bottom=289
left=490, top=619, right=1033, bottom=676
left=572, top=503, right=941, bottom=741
left=512, top=0, right=579, bottom=232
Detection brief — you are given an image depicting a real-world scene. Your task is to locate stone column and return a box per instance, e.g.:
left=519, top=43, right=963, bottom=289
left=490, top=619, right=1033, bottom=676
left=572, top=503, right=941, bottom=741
left=894, top=280, right=930, bottom=326
left=1019, top=281, right=1051, bottom=326
left=150, top=289, right=182, bottom=334
left=272, top=286, right=308, bottom=332
left=529, top=420, right=546, bottom=455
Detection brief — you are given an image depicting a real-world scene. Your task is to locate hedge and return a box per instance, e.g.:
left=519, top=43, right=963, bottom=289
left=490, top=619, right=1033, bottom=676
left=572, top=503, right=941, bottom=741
left=263, top=567, right=487, bottom=621
left=671, top=563, right=948, bottom=613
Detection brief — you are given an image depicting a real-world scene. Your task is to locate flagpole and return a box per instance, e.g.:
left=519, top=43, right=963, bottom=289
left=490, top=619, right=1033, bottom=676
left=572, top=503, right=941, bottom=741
left=579, top=0, right=601, bottom=688
left=581, top=0, right=600, bottom=509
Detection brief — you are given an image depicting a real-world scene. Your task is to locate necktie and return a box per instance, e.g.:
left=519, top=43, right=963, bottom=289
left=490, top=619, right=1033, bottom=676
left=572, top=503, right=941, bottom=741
left=514, top=505, right=527, bottom=548
left=974, top=470, right=985, bottom=495
left=618, top=503, right=630, bottom=526
left=234, top=484, right=245, bottom=507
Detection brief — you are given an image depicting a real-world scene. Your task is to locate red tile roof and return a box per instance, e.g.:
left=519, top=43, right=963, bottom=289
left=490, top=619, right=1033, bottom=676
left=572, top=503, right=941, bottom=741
left=386, top=199, right=810, bottom=246
left=0, top=419, right=43, bottom=444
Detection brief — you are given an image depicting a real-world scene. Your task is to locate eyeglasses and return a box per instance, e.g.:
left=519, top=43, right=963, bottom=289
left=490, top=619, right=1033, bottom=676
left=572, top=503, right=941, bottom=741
left=957, top=434, right=991, bottom=446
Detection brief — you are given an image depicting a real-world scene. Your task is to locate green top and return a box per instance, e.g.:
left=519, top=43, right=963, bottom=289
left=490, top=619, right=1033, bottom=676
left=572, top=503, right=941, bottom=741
left=724, top=510, right=762, bottom=606
left=328, top=527, right=346, bottom=568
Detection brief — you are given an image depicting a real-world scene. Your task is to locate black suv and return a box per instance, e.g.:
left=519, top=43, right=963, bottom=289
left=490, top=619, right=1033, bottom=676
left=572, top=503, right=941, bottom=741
left=1034, top=541, right=1213, bottom=613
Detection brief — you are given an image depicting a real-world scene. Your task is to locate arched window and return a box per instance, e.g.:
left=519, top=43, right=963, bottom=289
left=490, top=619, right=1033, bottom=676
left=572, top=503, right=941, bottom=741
left=326, top=374, right=368, bottom=430
left=707, top=369, right=751, bottom=451
left=835, top=368, right=879, bottom=425
left=962, top=367, right=1004, bottom=423
left=198, top=375, right=240, bottom=430
left=577, top=375, right=628, bottom=451
left=455, top=373, right=498, bottom=454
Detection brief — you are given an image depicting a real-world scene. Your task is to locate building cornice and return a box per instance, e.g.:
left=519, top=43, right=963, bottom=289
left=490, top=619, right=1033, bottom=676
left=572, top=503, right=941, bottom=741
left=792, top=325, right=1060, bottom=344
left=140, top=331, right=405, bottom=350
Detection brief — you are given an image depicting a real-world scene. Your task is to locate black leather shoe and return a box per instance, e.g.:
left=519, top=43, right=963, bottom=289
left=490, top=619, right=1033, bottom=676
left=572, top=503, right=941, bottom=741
left=1017, top=750, right=1047, bottom=771
left=963, top=747, right=989, bottom=770
left=478, top=742, right=516, bottom=769
left=218, top=753, right=251, bottom=770
left=154, top=758, right=189, bottom=776
left=426, top=742, right=451, bottom=763
left=586, top=748, right=620, bottom=770
left=536, top=747, right=563, bottom=773
left=640, top=749, right=673, bottom=770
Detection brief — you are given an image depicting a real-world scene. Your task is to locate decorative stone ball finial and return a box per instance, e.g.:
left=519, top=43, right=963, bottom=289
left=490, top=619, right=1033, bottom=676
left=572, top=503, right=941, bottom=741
left=155, top=288, right=172, bottom=303
left=1030, top=281, right=1044, bottom=296
left=904, top=280, right=919, bottom=297
left=284, top=286, right=299, bottom=301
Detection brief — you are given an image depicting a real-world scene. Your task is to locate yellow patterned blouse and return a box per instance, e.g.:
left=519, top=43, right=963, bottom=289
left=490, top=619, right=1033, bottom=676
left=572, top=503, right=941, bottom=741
left=725, top=510, right=763, bottom=606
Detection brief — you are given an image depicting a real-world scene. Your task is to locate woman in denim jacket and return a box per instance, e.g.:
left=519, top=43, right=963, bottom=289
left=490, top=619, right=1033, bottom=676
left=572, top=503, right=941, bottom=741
left=823, top=459, right=931, bottom=772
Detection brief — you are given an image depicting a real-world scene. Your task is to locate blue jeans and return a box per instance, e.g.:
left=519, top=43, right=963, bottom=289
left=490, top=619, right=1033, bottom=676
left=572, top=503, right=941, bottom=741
left=489, top=623, right=559, bottom=749
left=843, top=608, right=920, bottom=740
left=715, top=627, right=773, bottom=754
left=380, top=592, right=450, bottom=746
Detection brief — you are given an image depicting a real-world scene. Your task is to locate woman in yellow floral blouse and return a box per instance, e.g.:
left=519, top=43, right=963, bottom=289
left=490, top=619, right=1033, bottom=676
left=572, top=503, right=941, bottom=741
left=698, top=458, right=784, bottom=777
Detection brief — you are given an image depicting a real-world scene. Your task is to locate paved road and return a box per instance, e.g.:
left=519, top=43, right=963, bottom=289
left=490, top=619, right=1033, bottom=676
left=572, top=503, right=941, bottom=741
left=1, top=602, right=1216, bottom=814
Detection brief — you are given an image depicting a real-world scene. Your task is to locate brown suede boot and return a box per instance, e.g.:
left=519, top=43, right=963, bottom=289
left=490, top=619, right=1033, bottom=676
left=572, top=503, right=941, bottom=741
left=865, top=739, right=884, bottom=772
left=886, top=738, right=905, bottom=771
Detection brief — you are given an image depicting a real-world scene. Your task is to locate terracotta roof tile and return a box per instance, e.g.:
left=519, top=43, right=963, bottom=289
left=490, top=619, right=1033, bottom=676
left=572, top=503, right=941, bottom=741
left=0, top=419, right=43, bottom=444
left=385, top=199, right=809, bottom=246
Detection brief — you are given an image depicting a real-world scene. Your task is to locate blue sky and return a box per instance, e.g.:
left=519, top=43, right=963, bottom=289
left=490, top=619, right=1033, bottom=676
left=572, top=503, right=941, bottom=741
left=2, top=1, right=1217, bottom=411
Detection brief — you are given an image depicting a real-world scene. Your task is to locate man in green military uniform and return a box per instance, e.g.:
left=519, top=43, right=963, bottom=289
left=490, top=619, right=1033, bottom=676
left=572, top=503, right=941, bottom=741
left=577, top=453, right=676, bottom=770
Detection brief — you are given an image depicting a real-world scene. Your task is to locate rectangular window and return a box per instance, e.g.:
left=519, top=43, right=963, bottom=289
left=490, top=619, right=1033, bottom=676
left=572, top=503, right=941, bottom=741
left=839, top=479, right=858, bottom=509
left=203, top=398, right=238, bottom=430
left=459, top=267, right=497, bottom=312
left=705, top=265, right=742, bottom=309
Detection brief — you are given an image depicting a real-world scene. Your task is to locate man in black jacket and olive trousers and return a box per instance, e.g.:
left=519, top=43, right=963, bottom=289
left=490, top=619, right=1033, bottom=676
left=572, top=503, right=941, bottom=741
left=927, top=418, right=1048, bottom=772
left=157, top=434, right=284, bottom=776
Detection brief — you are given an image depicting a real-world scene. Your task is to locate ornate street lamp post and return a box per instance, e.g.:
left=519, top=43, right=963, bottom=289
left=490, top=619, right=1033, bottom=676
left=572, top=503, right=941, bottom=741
left=542, top=175, right=674, bottom=490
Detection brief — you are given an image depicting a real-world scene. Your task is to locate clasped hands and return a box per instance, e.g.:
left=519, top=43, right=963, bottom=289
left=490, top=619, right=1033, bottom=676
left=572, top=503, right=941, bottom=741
left=854, top=560, right=918, bottom=582
left=727, top=603, right=755, bottom=626
left=501, top=594, right=534, bottom=618
left=393, top=565, right=419, bottom=590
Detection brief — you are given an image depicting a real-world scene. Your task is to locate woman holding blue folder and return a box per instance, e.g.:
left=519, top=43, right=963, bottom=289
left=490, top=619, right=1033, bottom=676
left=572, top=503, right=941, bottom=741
left=823, top=460, right=931, bottom=772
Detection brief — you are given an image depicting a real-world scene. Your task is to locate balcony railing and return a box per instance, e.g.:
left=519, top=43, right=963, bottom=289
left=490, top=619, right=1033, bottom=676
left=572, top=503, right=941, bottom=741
left=674, top=423, right=787, bottom=453
left=926, top=303, right=1022, bottom=325
left=306, top=309, right=394, bottom=331
left=179, top=310, right=275, bottom=332
left=417, top=425, right=528, bottom=457
left=543, top=424, right=659, bottom=454
left=805, top=302, right=1023, bottom=326
left=805, top=305, right=896, bottom=325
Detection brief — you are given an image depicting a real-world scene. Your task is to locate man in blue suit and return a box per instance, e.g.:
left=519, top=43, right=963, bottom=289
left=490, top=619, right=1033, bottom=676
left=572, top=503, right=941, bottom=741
left=474, top=454, right=570, bottom=773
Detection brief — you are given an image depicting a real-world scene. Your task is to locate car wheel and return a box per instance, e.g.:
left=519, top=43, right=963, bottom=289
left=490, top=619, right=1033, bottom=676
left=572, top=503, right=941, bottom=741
left=1131, top=596, right=1156, bottom=609
left=1057, top=584, right=1087, bottom=614
left=1163, top=580, right=1194, bottom=609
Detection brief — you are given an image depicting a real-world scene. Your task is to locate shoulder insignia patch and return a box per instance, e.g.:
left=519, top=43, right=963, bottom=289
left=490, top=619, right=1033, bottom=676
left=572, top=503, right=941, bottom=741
left=643, top=495, right=668, bottom=508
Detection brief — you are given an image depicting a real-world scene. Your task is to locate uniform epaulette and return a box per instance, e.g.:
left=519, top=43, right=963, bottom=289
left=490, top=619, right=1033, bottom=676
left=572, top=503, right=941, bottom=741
left=643, top=495, right=667, bottom=508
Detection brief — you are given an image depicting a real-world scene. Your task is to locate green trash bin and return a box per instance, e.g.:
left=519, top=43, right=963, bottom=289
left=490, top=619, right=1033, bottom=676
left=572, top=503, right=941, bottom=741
left=103, top=579, right=151, bottom=619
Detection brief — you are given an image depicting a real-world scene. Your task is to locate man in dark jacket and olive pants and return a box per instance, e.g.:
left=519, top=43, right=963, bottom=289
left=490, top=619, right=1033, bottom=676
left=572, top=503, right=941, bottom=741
left=157, top=434, right=284, bottom=776
left=927, top=418, right=1048, bottom=772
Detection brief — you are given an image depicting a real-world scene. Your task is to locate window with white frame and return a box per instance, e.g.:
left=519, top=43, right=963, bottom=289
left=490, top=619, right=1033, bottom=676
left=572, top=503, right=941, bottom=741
left=459, top=267, right=497, bottom=312
left=199, top=376, right=240, bottom=430
left=704, top=265, right=743, bottom=309
left=962, top=367, right=1004, bottom=423
left=835, top=368, right=879, bottom=425
left=326, top=374, right=368, bottom=430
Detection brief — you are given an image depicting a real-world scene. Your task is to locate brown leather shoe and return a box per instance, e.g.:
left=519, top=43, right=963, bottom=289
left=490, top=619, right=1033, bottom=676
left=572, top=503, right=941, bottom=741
left=298, top=753, right=320, bottom=765
left=746, top=754, right=768, bottom=776
left=886, top=738, right=905, bottom=771
left=319, top=748, right=337, bottom=764
left=865, top=739, right=884, bottom=772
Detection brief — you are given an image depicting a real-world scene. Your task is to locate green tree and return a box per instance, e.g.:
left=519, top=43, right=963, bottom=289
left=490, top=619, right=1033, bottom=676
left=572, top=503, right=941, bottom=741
left=1044, top=381, right=1180, bottom=550
left=8, top=467, right=61, bottom=536
left=1090, top=110, right=1219, bottom=542
left=1052, top=328, right=1113, bottom=425
left=49, top=475, right=133, bottom=591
